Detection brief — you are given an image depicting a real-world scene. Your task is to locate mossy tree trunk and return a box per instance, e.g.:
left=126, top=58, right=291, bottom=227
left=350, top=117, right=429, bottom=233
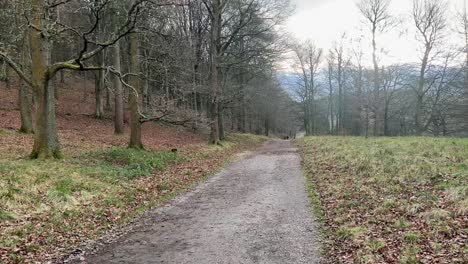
left=29, top=0, right=61, bottom=159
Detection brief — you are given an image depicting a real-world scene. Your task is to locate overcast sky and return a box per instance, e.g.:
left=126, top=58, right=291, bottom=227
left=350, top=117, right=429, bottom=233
left=285, top=0, right=465, bottom=68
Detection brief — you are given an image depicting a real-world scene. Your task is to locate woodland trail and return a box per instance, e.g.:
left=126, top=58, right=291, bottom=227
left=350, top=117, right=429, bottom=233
left=72, top=140, right=321, bottom=264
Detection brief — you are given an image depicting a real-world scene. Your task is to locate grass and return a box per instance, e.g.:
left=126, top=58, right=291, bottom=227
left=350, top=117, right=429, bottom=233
left=298, top=137, right=468, bottom=264
left=0, top=133, right=268, bottom=263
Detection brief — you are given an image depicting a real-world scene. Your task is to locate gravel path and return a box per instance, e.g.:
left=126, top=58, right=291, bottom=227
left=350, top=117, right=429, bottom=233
left=74, top=140, right=321, bottom=264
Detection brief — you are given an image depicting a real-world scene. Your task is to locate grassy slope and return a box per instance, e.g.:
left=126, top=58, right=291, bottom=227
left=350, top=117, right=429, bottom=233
left=0, top=134, right=267, bottom=263
left=298, top=137, right=467, bottom=264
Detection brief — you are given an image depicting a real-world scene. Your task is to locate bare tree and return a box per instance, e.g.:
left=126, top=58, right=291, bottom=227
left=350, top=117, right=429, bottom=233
left=351, top=38, right=366, bottom=135
left=292, top=40, right=323, bottom=135
left=327, top=53, right=335, bottom=134
left=357, top=0, right=393, bottom=135
left=381, top=65, right=404, bottom=135
left=0, top=0, right=148, bottom=158
left=330, top=35, right=349, bottom=135
left=460, top=1, right=468, bottom=90
left=412, top=0, right=447, bottom=135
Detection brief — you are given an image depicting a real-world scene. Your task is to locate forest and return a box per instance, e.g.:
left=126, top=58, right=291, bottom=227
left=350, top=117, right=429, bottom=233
left=0, top=0, right=297, bottom=160
left=0, top=0, right=467, bottom=263
left=288, top=0, right=468, bottom=137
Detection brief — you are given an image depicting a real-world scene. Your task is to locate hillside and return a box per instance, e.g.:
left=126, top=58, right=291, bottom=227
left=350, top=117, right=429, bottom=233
left=0, top=77, right=268, bottom=263
left=0, top=75, right=207, bottom=158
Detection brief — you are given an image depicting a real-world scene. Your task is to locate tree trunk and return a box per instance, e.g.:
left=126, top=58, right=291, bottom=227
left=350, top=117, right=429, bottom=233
left=19, top=80, right=34, bottom=134
left=371, top=26, right=380, bottom=136
left=19, top=36, right=33, bottom=134
left=29, top=0, right=61, bottom=159
left=113, top=42, right=125, bottom=135
left=415, top=94, right=424, bottom=136
left=328, top=64, right=334, bottom=135
left=337, top=66, right=343, bottom=134
left=60, top=69, right=65, bottom=84
left=383, top=102, right=389, bottom=136
left=105, top=84, right=111, bottom=111
left=416, top=47, right=430, bottom=136
left=0, top=59, right=5, bottom=82
left=357, top=66, right=364, bottom=136
left=265, top=115, right=270, bottom=137
left=218, top=103, right=225, bottom=140
left=31, top=79, right=61, bottom=159
left=95, top=52, right=105, bottom=119
left=365, top=105, right=370, bottom=138
left=128, top=32, right=143, bottom=149
left=209, top=0, right=222, bottom=145
left=142, top=50, right=150, bottom=113
left=239, top=93, right=246, bottom=133
left=5, top=64, right=10, bottom=90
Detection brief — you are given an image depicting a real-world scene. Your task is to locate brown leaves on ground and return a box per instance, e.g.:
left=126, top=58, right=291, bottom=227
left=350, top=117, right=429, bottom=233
left=0, top=79, right=268, bottom=263
left=299, top=137, right=467, bottom=264
left=0, top=76, right=205, bottom=159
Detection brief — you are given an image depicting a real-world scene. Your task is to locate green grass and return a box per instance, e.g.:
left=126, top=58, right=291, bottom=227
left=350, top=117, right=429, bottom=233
left=82, top=147, right=179, bottom=179
left=0, top=133, right=268, bottom=263
left=298, top=137, right=468, bottom=264
left=0, top=147, right=178, bottom=219
left=0, top=147, right=179, bottom=262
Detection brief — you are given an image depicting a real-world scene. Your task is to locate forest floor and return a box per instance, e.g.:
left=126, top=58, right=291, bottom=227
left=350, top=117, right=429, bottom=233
left=0, top=79, right=268, bottom=263
left=298, top=137, right=467, bottom=264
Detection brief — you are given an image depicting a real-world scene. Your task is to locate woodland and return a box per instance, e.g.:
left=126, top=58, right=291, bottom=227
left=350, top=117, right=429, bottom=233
left=0, top=0, right=467, bottom=263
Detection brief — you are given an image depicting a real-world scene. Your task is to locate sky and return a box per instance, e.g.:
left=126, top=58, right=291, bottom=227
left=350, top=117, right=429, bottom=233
left=285, top=0, right=465, bottom=68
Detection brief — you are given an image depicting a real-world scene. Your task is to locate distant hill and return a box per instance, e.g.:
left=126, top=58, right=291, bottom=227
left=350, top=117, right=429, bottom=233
left=276, top=72, right=300, bottom=101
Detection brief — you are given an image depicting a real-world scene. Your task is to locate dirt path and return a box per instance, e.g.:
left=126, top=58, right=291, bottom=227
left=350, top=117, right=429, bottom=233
left=73, top=140, right=321, bottom=264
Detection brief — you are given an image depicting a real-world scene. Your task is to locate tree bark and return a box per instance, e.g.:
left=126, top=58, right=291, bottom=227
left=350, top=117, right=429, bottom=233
left=128, top=32, right=143, bottom=149
left=265, top=115, right=270, bottom=137
left=337, top=56, right=343, bottom=134
left=19, top=80, right=34, bottom=134
left=143, top=51, right=150, bottom=114
left=5, top=64, right=10, bottom=90
left=357, top=65, right=364, bottom=136
left=19, top=34, right=34, bottom=134
left=218, top=103, right=225, bottom=140
left=416, top=48, right=430, bottom=136
left=328, top=63, right=334, bottom=135
left=383, top=101, right=389, bottom=136
left=371, top=25, right=380, bottom=136
left=209, top=0, right=222, bottom=145
left=95, top=52, right=105, bottom=119
left=113, top=42, right=125, bottom=135
left=29, top=0, right=61, bottom=159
